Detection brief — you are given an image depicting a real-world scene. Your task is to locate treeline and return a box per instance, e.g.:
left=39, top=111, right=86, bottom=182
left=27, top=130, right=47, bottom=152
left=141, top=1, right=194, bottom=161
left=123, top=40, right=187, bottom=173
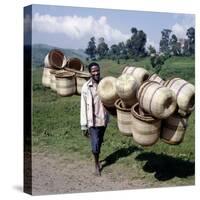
left=85, top=27, right=195, bottom=62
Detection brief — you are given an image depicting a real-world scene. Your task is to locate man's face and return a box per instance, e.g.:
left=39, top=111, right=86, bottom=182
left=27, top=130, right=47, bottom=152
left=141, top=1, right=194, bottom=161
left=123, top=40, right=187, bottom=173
left=90, top=65, right=100, bottom=82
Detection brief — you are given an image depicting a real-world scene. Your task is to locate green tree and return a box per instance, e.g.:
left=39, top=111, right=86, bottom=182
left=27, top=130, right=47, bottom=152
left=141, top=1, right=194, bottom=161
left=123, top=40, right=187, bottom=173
left=97, top=37, right=109, bottom=59
left=85, top=37, right=97, bottom=60
left=182, top=27, right=195, bottom=56
left=118, top=42, right=128, bottom=59
left=109, top=44, right=120, bottom=62
left=126, top=27, right=147, bottom=59
left=150, top=53, right=166, bottom=74
left=159, top=29, right=172, bottom=56
left=186, top=27, right=195, bottom=55
left=169, top=34, right=181, bottom=56
left=147, top=45, right=156, bottom=56
left=182, top=39, right=190, bottom=56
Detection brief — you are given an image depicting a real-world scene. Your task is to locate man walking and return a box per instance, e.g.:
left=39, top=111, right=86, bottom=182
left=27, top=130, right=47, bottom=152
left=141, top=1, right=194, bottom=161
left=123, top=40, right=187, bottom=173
left=80, top=62, right=109, bottom=176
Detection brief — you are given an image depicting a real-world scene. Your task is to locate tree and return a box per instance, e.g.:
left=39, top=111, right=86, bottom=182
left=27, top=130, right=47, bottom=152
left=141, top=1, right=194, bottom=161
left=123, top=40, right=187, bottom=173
left=186, top=27, right=195, bottom=55
left=118, top=42, right=128, bottom=59
left=147, top=45, right=156, bottom=56
left=159, top=29, right=172, bottom=56
left=182, top=27, right=195, bottom=56
left=135, top=30, right=147, bottom=57
left=109, top=44, right=120, bottom=62
left=182, top=39, right=190, bottom=56
left=169, top=34, right=181, bottom=56
left=85, top=37, right=97, bottom=60
left=97, top=37, right=109, bottom=59
left=150, top=53, right=166, bottom=74
left=126, top=27, right=147, bottom=59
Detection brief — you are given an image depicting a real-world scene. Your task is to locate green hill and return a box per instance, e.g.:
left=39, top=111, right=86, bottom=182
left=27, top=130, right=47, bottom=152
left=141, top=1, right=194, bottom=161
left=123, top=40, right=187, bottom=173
left=32, top=44, right=87, bottom=68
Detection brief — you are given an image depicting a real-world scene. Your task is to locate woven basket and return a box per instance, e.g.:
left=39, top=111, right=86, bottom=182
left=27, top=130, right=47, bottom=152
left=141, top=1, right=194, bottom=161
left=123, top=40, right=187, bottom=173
left=64, top=68, right=91, bottom=95
left=137, top=81, right=177, bottom=119
left=148, top=73, right=165, bottom=85
left=55, top=71, right=76, bottom=96
left=76, top=71, right=91, bottom=95
left=164, top=78, right=195, bottom=113
left=64, top=57, right=84, bottom=71
left=116, top=74, right=138, bottom=108
left=131, top=103, right=161, bottom=146
left=42, top=67, right=52, bottom=87
left=97, top=76, right=119, bottom=108
left=122, top=66, right=150, bottom=86
left=44, top=49, right=67, bottom=69
left=160, top=112, right=189, bottom=145
left=115, top=99, right=132, bottom=136
left=50, top=69, right=59, bottom=92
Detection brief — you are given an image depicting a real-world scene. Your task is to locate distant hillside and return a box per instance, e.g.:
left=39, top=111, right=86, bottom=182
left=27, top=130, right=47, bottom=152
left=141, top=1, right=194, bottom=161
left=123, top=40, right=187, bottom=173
left=32, top=44, right=87, bottom=67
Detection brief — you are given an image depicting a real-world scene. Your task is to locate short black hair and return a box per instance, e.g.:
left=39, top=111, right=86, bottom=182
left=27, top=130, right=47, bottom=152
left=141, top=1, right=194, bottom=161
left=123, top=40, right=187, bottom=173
left=88, top=62, right=100, bottom=73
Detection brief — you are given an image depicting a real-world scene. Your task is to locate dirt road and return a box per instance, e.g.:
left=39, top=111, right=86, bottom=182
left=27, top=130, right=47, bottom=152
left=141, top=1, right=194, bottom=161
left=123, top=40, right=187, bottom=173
left=31, top=152, right=150, bottom=195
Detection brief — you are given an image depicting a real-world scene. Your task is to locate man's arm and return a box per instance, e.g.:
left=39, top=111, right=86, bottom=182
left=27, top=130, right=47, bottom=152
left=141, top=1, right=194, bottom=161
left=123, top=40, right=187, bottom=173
left=80, top=85, right=88, bottom=131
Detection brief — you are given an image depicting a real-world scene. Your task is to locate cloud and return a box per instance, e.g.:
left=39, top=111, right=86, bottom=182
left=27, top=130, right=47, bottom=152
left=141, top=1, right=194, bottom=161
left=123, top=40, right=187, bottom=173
left=32, top=13, right=130, bottom=45
left=171, top=15, right=195, bottom=39
left=146, top=38, right=159, bottom=51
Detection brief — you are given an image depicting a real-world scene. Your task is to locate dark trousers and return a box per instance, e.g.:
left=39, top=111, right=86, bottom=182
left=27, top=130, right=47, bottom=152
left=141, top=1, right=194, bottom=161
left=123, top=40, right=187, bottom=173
left=89, top=126, right=106, bottom=154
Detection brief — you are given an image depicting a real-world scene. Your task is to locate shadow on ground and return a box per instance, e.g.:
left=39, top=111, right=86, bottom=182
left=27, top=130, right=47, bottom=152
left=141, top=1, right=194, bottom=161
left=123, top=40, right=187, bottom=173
left=101, top=145, right=143, bottom=170
left=135, top=152, right=195, bottom=181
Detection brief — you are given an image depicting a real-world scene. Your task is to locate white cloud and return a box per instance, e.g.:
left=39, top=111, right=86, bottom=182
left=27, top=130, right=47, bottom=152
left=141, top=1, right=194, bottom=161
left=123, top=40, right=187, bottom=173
left=171, top=15, right=195, bottom=39
left=32, top=13, right=130, bottom=45
left=146, top=38, right=159, bottom=51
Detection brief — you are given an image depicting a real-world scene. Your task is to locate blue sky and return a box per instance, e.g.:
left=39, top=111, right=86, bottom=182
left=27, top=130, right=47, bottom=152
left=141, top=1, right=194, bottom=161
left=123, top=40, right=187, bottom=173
left=27, top=4, right=195, bottom=50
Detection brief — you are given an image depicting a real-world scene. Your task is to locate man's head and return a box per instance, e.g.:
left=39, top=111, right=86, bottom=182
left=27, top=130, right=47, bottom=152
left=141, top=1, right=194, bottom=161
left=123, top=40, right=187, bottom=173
left=88, top=62, right=100, bottom=83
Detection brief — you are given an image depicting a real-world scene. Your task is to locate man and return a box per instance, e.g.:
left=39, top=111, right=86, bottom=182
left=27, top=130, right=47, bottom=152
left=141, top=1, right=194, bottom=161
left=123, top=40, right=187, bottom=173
left=80, top=62, right=109, bottom=176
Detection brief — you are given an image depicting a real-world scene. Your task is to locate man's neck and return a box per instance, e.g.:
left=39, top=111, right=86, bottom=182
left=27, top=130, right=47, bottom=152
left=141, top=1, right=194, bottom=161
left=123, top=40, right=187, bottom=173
left=92, top=78, right=99, bottom=84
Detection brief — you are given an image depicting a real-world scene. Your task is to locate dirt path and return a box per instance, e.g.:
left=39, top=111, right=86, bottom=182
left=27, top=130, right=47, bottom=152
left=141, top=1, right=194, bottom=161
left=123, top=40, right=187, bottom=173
left=32, top=151, right=150, bottom=195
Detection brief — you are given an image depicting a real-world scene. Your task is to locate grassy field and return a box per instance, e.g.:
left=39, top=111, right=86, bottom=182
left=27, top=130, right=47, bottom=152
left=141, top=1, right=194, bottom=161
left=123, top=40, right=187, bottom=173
left=32, top=56, right=195, bottom=186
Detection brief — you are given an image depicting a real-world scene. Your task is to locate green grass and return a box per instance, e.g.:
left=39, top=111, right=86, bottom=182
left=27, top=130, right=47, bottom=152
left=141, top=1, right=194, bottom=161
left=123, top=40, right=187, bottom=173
left=32, top=56, right=195, bottom=186
left=86, top=56, right=195, bottom=84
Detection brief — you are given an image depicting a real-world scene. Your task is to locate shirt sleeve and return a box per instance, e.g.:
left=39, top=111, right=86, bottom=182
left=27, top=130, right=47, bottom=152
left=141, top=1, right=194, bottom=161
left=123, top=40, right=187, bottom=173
left=80, top=85, right=88, bottom=130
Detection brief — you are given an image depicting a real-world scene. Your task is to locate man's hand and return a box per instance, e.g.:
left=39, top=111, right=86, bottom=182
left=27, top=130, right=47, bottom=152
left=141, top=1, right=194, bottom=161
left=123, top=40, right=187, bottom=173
left=82, top=130, right=89, bottom=138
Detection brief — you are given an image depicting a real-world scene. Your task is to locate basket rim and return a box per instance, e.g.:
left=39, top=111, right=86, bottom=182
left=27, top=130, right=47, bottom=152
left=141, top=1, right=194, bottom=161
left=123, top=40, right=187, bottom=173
left=48, top=49, right=65, bottom=69
left=55, top=71, right=75, bottom=78
left=114, top=99, right=131, bottom=112
left=131, top=102, right=160, bottom=122
left=65, top=57, right=84, bottom=71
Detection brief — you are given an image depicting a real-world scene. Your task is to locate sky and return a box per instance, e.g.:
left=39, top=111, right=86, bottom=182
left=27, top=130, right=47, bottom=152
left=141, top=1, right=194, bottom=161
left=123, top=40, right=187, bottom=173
left=25, top=4, right=195, bottom=51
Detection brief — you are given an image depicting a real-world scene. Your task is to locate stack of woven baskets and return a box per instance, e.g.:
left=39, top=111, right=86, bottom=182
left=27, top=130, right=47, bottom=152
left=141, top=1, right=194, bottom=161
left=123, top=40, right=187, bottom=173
left=42, top=49, right=91, bottom=96
left=97, top=66, right=195, bottom=147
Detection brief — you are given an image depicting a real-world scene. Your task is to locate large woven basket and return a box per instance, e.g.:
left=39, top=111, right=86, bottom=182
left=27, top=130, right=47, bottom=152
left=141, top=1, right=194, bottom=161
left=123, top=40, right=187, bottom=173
left=64, top=68, right=91, bottom=95
left=116, top=74, right=138, bottom=108
left=160, top=112, right=189, bottom=145
left=122, top=66, right=150, bottom=86
left=64, top=57, right=84, bottom=71
left=42, top=67, right=52, bottom=87
left=75, top=71, right=91, bottom=95
left=50, top=69, right=59, bottom=92
left=164, top=78, right=195, bottom=114
left=55, top=71, right=76, bottom=97
left=137, top=81, right=177, bottom=119
left=131, top=103, right=161, bottom=146
left=44, top=49, right=67, bottom=69
left=148, top=73, right=165, bottom=85
left=97, top=76, right=119, bottom=108
left=115, top=99, right=132, bottom=136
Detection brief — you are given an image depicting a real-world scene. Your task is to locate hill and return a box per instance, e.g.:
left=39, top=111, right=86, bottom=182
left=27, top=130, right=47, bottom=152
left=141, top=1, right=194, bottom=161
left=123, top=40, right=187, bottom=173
left=31, top=44, right=87, bottom=68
